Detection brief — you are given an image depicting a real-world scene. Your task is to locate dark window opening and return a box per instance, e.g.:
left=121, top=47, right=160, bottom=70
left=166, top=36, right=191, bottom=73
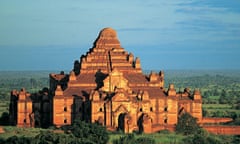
left=64, top=119, right=67, bottom=123
left=164, top=106, right=168, bottom=112
left=64, top=107, right=67, bottom=112
left=99, top=108, right=103, bottom=112
left=23, top=119, right=26, bottom=123
left=140, top=108, right=143, bottom=112
left=164, top=119, right=167, bottom=123
left=150, top=107, right=153, bottom=112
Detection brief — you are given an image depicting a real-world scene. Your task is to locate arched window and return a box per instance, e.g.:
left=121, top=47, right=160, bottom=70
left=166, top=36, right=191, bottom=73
left=64, top=107, right=67, bottom=112
left=150, top=107, right=153, bottom=112
left=164, top=118, right=168, bottom=123
left=140, top=108, right=143, bottom=112
left=99, top=108, right=103, bottom=112
left=64, top=119, right=67, bottom=123
left=164, top=106, right=168, bottom=112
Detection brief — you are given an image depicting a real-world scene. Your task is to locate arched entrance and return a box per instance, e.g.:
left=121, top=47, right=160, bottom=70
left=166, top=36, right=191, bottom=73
left=137, top=113, right=152, bottom=133
left=117, top=113, right=126, bottom=131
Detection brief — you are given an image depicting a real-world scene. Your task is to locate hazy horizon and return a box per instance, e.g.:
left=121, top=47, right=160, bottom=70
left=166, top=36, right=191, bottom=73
left=1, top=1, right=240, bottom=71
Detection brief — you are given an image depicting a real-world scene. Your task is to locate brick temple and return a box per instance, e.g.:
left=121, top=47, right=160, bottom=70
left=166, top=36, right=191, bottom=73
left=9, top=28, right=240, bottom=134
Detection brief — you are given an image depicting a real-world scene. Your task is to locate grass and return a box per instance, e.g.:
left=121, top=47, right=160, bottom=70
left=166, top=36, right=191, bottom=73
left=203, top=104, right=240, bottom=114
left=208, top=96, right=220, bottom=100
left=0, top=126, right=48, bottom=140
left=0, top=101, right=9, bottom=116
left=203, top=104, right=232, bottom=109
left=0, top=126, right=185, bottom=144
left=109, top=132, right=185, bottom=144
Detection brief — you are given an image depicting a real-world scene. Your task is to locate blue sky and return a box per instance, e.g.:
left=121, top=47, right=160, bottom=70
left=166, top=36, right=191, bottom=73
left=0, top=0, right=240, bottom=71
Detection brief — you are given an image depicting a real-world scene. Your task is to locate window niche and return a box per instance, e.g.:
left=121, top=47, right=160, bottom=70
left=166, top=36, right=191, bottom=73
left=64, top=107, right=67, bottom=112
left=164, top=106, right=168, bottom=112
left=164, top=118, right=168, bottom=124
left=150, top=107, right=153, bottom=112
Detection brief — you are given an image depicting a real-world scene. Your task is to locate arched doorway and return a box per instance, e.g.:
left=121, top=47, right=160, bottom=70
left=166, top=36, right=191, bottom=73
left=137, top=113, right=152, bottom=133
left=117, top=113, right=126, bottom=131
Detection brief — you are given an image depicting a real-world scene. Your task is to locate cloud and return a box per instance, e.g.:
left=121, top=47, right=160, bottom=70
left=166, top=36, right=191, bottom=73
left=172, top=0, right=240, bottom=45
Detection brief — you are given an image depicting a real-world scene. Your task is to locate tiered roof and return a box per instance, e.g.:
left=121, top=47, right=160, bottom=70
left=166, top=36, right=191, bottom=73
left=53, top=27, right=165, bottom=99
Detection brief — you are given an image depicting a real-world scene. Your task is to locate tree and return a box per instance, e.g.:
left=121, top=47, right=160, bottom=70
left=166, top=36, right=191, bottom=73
left=183, top=129, right=223, bottom=144
left=67, top=120, right=109, bottom=144
left=235, top=101, right=240, bottom=110
left=219, top=89, right=228, bottom=104
left=33, top=131, right=60, bottom=144
left=176, top=113, right=200, bottom=135
left=0, top=112, right=10, bottom=125
left=30, top=78, right=37, bottom=89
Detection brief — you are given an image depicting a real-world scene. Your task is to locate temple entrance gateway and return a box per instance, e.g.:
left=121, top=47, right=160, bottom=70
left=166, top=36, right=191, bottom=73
left=117, top=113, right=126, bottom=131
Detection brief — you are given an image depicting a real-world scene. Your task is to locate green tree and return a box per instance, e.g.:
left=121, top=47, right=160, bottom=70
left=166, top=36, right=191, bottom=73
left=30, top=78, right=37, bottom=89
left=0, top=138, right=5, bottom=144
left=233, top=135, right=240, bottom=144
left=235, top=101, right=240, bottom=110
left=33, top=131, right=60, bottom=144
left=219, top=89, right=228, bottom=104
left=0, top=112, right=10, bottom=125
left=67, top=120, right=109, bottom=144
left=176, top=113, right=200, bottom=135
left=183, top=129, right=222, bottom=144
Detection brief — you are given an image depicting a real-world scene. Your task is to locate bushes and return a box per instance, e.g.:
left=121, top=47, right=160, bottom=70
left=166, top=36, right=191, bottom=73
left=182, top=129, right=223, bottom=144
left=0, top=120, right=109, bottom=144
left=176, top=113, right=200, bottom=135
left=68, top=120, right=109, bottom=144
left=5, top=136, right=32, bottom=144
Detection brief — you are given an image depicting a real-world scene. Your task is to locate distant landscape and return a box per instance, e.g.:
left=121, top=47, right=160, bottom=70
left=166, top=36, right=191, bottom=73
left=0, top=70, right=240, bottom=143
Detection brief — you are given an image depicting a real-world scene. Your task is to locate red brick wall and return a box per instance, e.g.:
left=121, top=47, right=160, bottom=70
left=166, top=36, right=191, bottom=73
left=203, top=125, right=240, bottom=135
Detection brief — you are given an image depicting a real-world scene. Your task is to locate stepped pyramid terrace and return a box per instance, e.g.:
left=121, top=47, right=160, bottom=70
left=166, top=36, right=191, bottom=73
left=9, top=28, right=240, bottom=134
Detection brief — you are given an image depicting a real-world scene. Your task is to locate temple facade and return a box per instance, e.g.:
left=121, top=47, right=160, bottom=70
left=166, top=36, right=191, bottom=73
left=10, top=28, right=204, bottom=133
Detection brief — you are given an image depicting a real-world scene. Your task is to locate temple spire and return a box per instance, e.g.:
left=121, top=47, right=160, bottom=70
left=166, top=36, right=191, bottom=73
left=93, top=27, right=121, bottom=49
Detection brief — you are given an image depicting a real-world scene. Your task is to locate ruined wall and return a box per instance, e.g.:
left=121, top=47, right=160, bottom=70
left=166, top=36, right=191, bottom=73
left=203, top=125, right=240, bottom=135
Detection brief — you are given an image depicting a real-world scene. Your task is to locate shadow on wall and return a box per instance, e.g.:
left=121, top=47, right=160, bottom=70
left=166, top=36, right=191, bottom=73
left=95, top=69, right=108, bottom=90
left=0, top=112, right=10, bottom=126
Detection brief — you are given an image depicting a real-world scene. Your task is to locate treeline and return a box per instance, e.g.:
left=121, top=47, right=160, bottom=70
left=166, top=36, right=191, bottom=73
left=0, top=71, right=50, bottom=101
left=164, top=72, right=240, bottom=106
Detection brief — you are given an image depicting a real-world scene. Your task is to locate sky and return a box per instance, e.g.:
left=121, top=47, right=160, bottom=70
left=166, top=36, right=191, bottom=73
left=0, top=0, right=240, bottom=71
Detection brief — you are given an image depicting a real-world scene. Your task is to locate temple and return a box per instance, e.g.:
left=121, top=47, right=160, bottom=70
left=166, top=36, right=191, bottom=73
left=9, top=28, right=239, bottom=134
